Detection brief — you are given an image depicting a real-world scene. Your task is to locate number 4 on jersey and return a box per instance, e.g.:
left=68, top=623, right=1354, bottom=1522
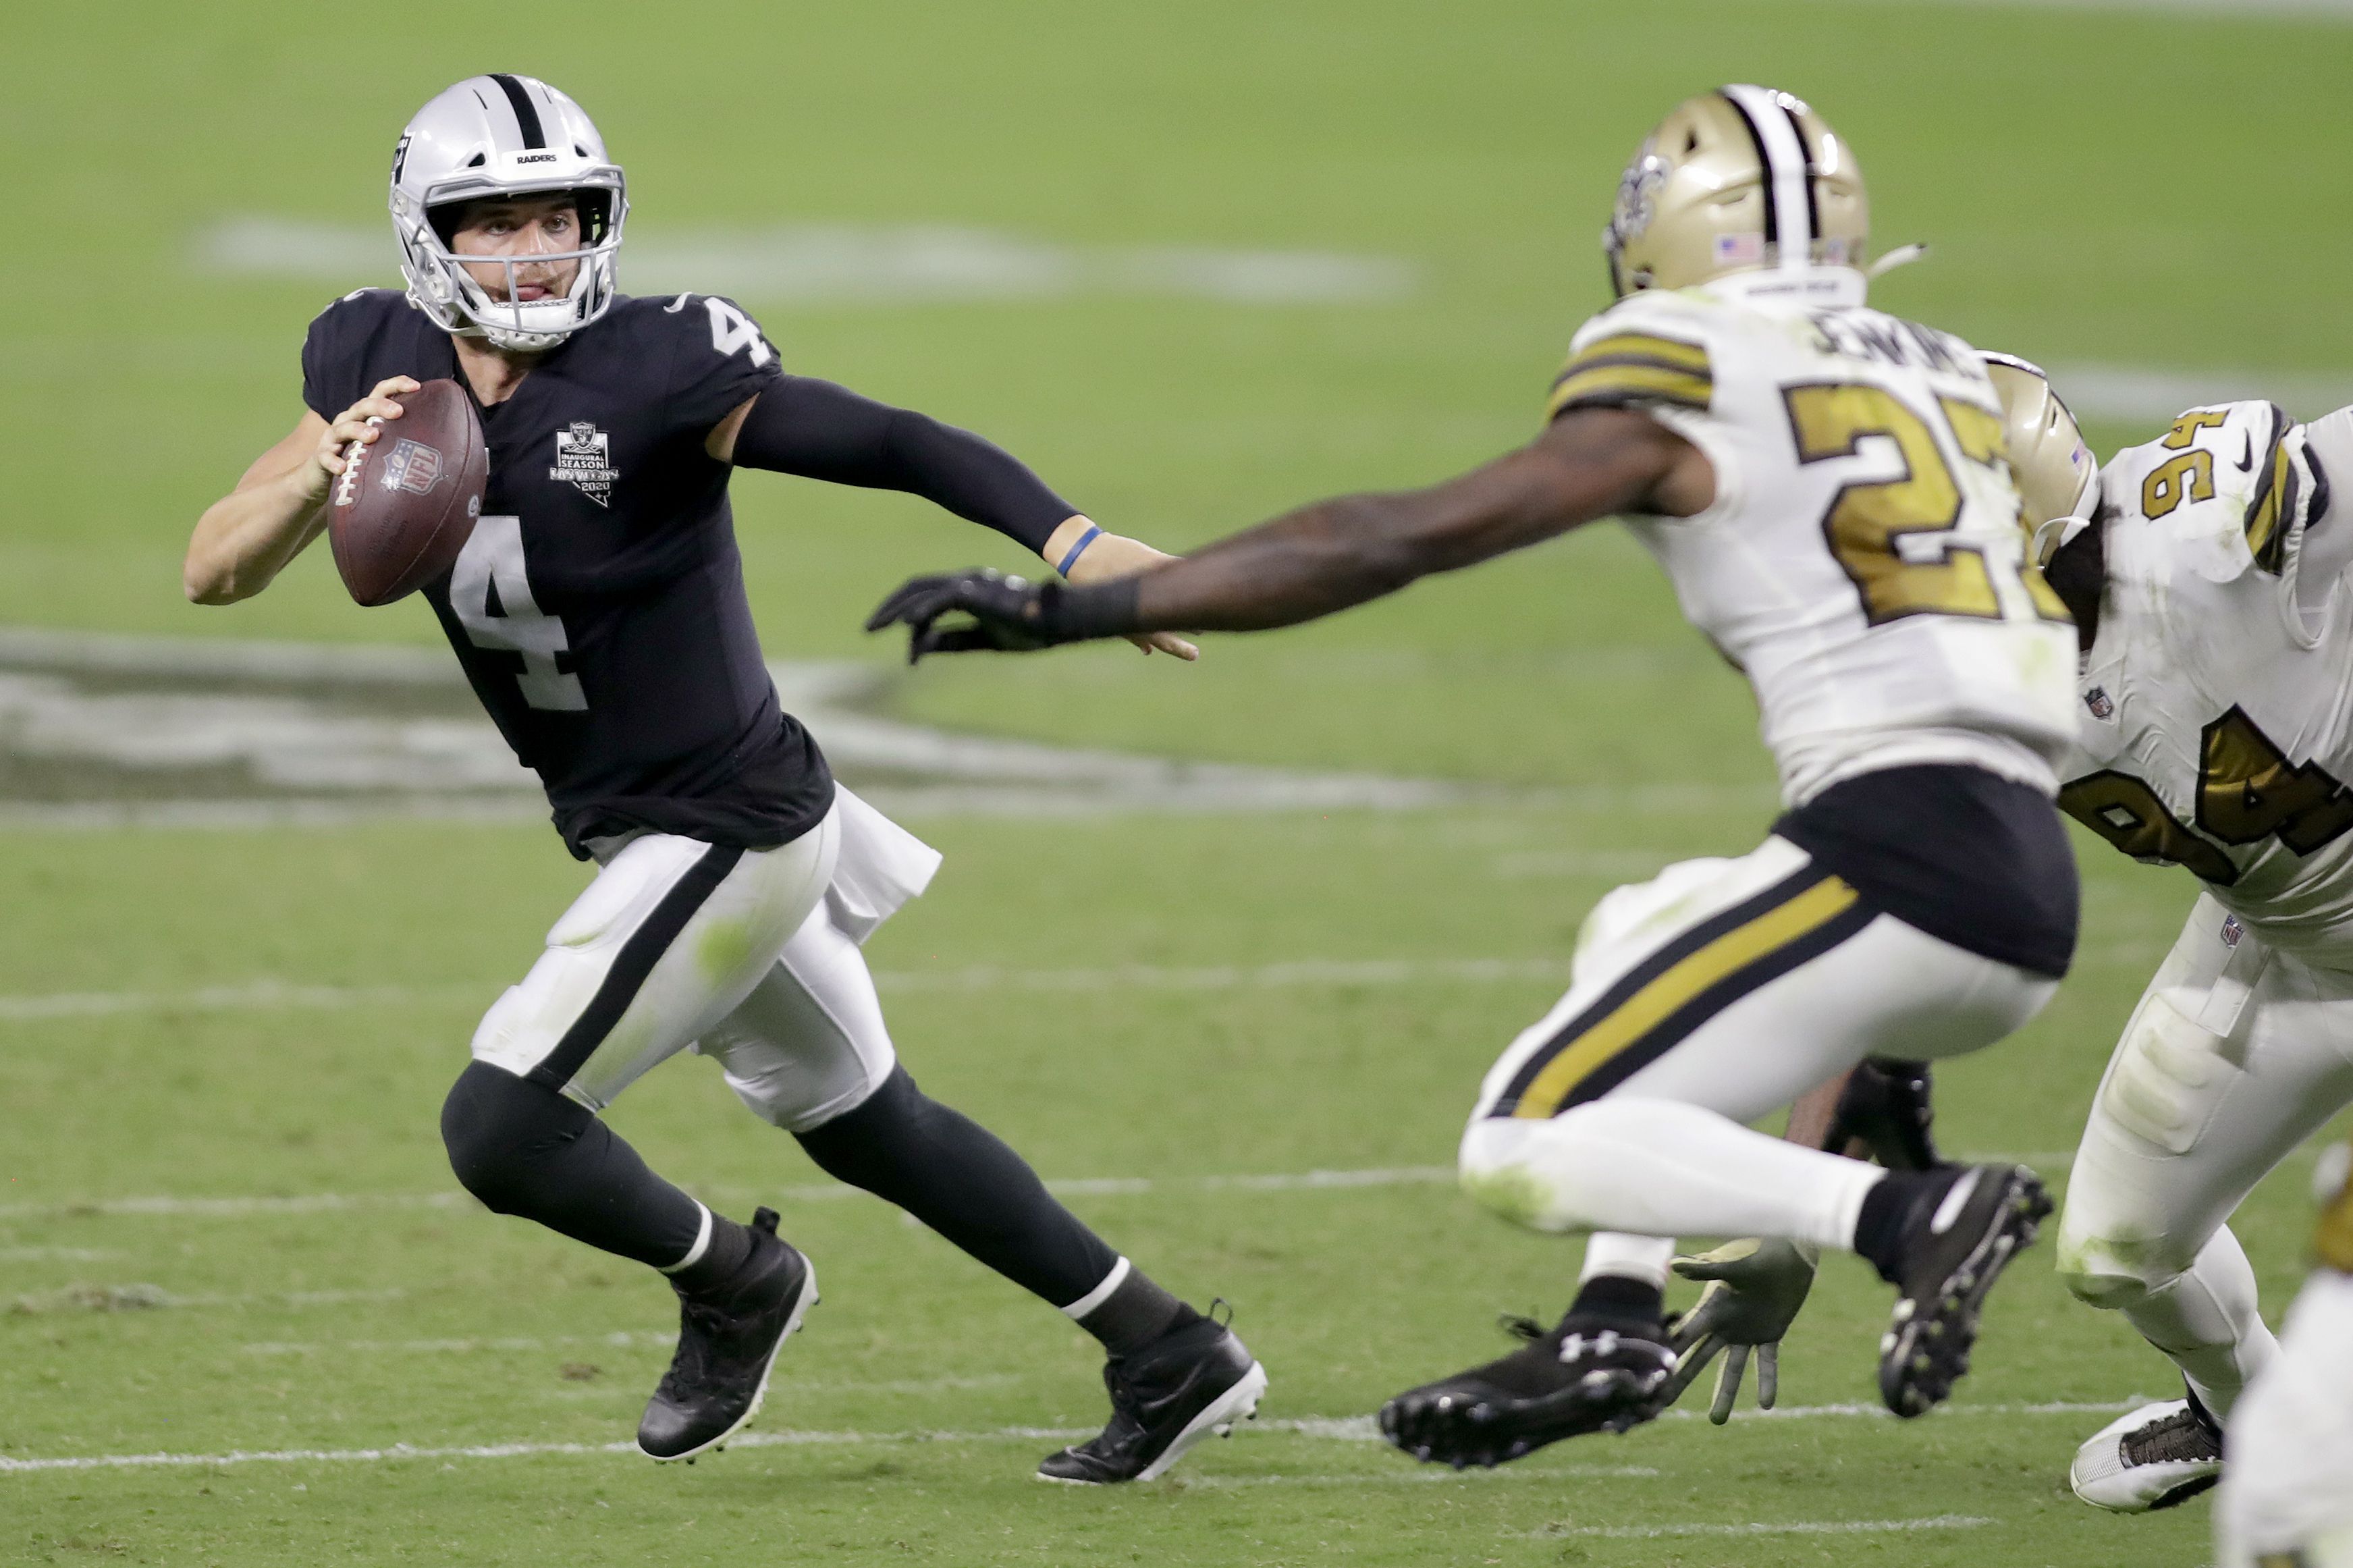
left=704, top=298, right=772, bottom=368
left=451, top=517, right=589, bottom=711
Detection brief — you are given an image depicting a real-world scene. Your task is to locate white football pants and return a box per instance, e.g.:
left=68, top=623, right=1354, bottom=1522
left=2055, top=894, right=2353, bottom=1418
left=1457, top=838, right=2058, bottom=1280
left=2217, top=1268, right=2353, bottom=1567
left=470, top=786, right=940, bottom=1130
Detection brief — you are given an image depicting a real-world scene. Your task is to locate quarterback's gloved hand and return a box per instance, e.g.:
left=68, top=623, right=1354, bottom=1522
left=865, top=569, right=1141, bottom=662
left=1661, top=1237, right=1819, bottom=1424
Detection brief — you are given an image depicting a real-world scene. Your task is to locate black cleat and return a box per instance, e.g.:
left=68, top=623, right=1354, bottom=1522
left=1037, top=1308, right=1268, bottom=1484
left=637, top=1208, right=816, bottom=1462
left=1380, top=1307, right=1675, bottom=1468
left=1876, top=1164, right=2050, bottom=1417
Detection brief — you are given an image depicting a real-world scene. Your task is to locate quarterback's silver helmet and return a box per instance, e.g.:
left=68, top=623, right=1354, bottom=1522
left=389, top=74, right=627, bottom=352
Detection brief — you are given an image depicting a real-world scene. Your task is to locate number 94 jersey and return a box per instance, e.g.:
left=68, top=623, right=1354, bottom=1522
left=1550, top=275, right=2080, bottom=807
left=2058, top=400, right=2353, bottom=955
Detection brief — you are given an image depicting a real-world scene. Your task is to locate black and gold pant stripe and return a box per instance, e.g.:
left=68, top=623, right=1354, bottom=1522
left=1546, top=332, right=1713, bottom=421
left=1490, top=863, right=1877, bottom=1120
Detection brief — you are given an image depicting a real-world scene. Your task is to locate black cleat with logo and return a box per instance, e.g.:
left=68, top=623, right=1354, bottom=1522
left=1876, top=1163, right=2051, bottom=1417
left=1036, top=1309, right=1268, bottom=1484
left=1380, top=1307, right=1674, bottom=1468
left=637, top=1207, right=816, bottom=1462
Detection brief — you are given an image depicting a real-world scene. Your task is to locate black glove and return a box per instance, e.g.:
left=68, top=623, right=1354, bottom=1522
left=865, top=569, right=1140, bottom=662
left=1822, top=1058, right=1942, bottom=1170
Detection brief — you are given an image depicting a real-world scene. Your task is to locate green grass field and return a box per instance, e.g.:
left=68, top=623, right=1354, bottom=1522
left=7, top=1, right=2353, bottom=1563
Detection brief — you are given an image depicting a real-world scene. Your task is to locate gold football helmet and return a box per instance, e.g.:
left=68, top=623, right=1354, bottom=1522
left=1984, top=353, right=2099, bottom=561
left=1604, top=86, right=1869, bottom=297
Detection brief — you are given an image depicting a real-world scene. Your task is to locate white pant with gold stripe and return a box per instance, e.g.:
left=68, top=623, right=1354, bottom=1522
left=1459, top=837, right=2057, bottom=1261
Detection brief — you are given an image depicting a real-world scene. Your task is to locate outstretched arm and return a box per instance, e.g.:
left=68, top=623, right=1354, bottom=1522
left=1128, top=407, right=1708, bottom=632
left=711, top=380, right=1196, bottom=657
left=867, top=406, right=1712, bottom=657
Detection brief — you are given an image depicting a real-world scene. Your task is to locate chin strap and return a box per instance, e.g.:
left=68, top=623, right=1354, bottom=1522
left=2030, top=513, right=2092, bottom=570
left=1865, top=242, right=1929, bottom=280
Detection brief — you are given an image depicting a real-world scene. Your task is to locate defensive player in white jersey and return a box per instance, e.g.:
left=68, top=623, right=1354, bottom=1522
left=1985, top=368, right=2353, bottom=1512
left=869, top=86, right=2084, bottom=1466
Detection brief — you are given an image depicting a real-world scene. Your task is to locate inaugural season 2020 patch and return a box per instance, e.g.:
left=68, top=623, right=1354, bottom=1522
left=550, top=421, right=621, bottom=506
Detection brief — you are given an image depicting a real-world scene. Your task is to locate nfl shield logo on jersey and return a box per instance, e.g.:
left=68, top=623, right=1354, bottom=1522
left=2084, top=686, right=2114, bottom=720
left=550, top=421, right=621, bottom=506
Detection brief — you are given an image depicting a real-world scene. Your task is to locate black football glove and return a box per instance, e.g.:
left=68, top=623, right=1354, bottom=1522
left=864, top=569, right=1139, bottom=662
left=1822, top=1057, right=1943, bottom=1170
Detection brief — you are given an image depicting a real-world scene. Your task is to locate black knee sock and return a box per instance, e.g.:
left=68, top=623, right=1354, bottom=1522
left=795, top=1066, right=1161, bottom=1332
left=1851, top=1167, right=1957, bottom=1284
left=441, top=1060, right=731, bottom=1274
left=1569, top=1274, right=1664, bottom=1324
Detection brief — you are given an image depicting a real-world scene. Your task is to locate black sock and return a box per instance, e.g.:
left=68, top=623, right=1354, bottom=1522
left=1569, top=1273, right=1663, bottom=1323
left=795, top=1066, right=1121, bottom=1307
left=439, top=1060, right=706, bottom=1270
left=1075, top=1266, right=1194, bottom=1357
left=668, top=1216, right=756, bottom=1297
left=1851, top=1168, right=1955, bottom=1284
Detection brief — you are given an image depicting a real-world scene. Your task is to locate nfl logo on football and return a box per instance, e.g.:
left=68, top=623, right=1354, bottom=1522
left=376, top=437, right=445, bottom=497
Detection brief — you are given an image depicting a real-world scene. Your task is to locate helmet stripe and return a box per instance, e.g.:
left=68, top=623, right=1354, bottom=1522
left=488, top=73, right=546, bottom=150
left=1777, top=102, right=1823, bottom=244
left=1717, top=89, right=1779, bottom=247
left=1719, top=84, right=1815, bottom=267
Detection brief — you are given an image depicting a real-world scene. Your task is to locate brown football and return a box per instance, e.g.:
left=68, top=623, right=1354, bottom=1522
left=327, top=378, right=488, bottom=607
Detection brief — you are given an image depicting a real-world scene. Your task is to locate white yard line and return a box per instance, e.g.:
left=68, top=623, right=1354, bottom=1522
left=193, top=219, right=1417, bottom=306
left=1183, top=1465, right=1660, bottom=1488
left=0, top=958, right=1579, bottom=1027
left=2048, top=362, right=2353, bottom=423
left=0, top=942, right=2172, bottom=1027
left=1534, top=1515, right=1995, bottom=1540
left=0, top=1405, right=2154, bottom=1478
left=0, top=1167, right=1460, bottom=1223
left=5, top=1152, right=2109, bottom=1225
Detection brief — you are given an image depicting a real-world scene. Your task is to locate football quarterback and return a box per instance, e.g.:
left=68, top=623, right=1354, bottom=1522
left=1995, top=364, right=2353, bottom=1513
left=871, top=86, right=2079, bottom=1465
left=184, top=74, right=1263, bottom=1484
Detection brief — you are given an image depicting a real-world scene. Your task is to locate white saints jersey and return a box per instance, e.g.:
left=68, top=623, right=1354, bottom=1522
left=1550, top=271, right=2080, bottom=807
left=2059, top=400, right=2353, bottom=955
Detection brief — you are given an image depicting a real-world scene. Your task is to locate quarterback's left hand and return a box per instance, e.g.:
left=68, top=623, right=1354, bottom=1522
left=867, top=569, right=1136, bottom=661
left=1661, top=1238, right=1819, bottom=1424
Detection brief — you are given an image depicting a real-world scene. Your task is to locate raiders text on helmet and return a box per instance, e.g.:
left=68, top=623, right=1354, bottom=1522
left=1984, top=353, right=2101, bottom=563
left=389, top=74, right=628, bottom=352
left=1603, top=86, right=1868, bottom=298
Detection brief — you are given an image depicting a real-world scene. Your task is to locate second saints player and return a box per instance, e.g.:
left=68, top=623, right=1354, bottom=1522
left=1992, top=366, right=2353, bottom=1515
left=871, top=86, right=2081, bottom=1466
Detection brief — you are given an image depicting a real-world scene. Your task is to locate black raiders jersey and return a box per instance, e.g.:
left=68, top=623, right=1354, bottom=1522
left=301, top=289, right=833, bottom=859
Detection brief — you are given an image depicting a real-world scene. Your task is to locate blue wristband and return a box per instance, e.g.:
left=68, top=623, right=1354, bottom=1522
left=1054, top=523, right=1103, bottom=576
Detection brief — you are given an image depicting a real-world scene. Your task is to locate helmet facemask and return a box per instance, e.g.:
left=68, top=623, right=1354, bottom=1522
left=397, top=179, right=624, bottom=352
left=387, top=76, right=629, bottom=353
